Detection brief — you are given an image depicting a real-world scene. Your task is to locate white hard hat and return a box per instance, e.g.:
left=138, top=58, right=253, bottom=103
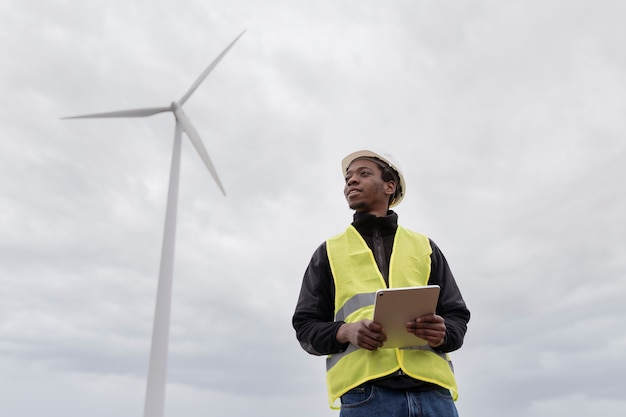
left=341, top=150, right=406, bottom=208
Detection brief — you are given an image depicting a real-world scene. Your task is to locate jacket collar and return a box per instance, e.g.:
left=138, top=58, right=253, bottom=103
left=351, top=210, right=398, bottom=237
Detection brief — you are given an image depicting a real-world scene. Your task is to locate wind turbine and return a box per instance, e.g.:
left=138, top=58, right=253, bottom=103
left=62, top=30, right=245, bottom=417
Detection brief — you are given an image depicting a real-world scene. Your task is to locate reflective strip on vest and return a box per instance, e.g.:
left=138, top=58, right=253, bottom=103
left=327, top=343, right=451, bottom=370
left=335, top=292, right=376, bottom=322
left=325, top=225, right=458, bottom=406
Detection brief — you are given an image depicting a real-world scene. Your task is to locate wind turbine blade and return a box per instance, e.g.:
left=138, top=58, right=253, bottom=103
left=173, top=107, right=227, bottom=196
left=178, top=30, right=246, bottom=106
left=61, top=107, right=171, bottom=119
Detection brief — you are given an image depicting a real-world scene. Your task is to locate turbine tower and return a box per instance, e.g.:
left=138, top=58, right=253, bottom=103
left=63, top=30, right=245, bottom=417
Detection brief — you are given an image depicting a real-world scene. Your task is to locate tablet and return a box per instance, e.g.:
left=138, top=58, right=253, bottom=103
left=372, top=285, right=440, bottom=349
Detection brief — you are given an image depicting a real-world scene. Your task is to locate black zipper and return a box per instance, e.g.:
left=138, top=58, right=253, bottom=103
left=373, top=224, right=389, bottom=287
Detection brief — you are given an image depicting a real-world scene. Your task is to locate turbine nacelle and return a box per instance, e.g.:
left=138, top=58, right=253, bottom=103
left=63, top=30, right=246, bottom=196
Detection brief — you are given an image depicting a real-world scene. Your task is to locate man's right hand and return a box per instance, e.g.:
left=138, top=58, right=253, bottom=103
left=336, top=319, right=386, bottom=350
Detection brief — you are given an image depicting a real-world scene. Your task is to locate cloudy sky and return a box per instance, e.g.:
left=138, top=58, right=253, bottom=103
left=1, top=1, right=625, bottom=416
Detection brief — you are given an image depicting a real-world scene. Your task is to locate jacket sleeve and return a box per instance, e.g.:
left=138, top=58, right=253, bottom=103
left=428, top=239, right=470, bottom=353
left=292, top=242, right=350, bottom=356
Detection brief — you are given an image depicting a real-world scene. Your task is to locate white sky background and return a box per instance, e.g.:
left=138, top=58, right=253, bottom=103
left=1, top=0, right=625, bottom=416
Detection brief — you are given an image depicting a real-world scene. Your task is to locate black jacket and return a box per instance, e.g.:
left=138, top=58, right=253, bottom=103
left=292, top=211, right=470, bottom=388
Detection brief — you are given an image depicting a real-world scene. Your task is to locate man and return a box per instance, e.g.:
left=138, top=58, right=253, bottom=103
left=292, top=150, right=470, bottom=416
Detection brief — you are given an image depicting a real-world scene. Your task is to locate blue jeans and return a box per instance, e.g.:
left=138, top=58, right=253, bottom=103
left=339, top=384, right=459, bottom=417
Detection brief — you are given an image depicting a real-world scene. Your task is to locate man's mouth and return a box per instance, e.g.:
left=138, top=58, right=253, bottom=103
left=347, top=189, right=361, bottom=197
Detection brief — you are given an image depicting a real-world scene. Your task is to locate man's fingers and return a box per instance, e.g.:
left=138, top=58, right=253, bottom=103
left=415, top=314, right=443, bottom=324
left=367, top=320, right=385, bottom=333
left=357, top=335, right=383, bottom=350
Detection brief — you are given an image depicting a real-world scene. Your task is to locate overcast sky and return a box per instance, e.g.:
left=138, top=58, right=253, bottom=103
left=1, top=1, right=626, bottom=416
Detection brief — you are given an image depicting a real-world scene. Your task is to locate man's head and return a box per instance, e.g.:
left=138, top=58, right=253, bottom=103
left=342, top=150, right=405, bottom=215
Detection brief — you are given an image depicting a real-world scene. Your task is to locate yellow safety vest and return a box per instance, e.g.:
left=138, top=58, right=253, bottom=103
left=325, top=225, right=458, bottom=408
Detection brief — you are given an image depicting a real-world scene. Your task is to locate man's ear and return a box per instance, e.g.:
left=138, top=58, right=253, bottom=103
left=385, top=180, right=397, bottom=197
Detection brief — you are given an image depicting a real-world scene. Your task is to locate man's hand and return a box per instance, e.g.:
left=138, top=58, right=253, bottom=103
left=336, top=319, right=386, bottom=350
left=406, top=314, right=446, bottom=348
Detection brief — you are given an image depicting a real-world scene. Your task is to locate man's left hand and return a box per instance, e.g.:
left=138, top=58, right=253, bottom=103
left=406, top=314, right=446, bottom=348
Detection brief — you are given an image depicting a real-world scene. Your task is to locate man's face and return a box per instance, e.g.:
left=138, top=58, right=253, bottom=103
left=344, top=158, right=396, bottom=216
